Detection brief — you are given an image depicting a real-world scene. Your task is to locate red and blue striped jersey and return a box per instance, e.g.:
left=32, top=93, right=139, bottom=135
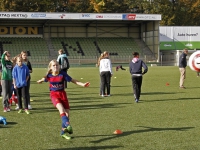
left=44, top=71, right=72, bottom=91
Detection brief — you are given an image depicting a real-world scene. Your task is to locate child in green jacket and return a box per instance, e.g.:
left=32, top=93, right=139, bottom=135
left=1, top=51, right=13, bottom=112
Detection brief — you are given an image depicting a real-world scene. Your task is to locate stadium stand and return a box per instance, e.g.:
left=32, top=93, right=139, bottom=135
left=0, top=37, right=142, bottom=67
left=0, top=37, right=49, bottom=65
left=51, top=37, right=141, bottom=58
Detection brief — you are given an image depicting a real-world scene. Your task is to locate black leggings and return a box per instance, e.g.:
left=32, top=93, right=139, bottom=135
left=16, top=86, right=28, bottom=109
left=131, top=75, right=143, bottom=100
left=100, top=71, right=111, bottom=95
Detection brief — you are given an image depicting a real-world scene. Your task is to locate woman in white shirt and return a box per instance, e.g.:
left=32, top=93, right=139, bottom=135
left=99, top=51, right=113, bottom=97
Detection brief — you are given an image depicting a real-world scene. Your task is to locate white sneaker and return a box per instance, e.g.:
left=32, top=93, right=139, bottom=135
left=28, top=105, right=32, bottom=110
left=15, top=105, right=19, bottom=110
left=7, top=107, right=11, bottom=112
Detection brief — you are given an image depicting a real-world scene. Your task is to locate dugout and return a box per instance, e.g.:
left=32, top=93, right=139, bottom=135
left=0, top=12, right=161, bottom=67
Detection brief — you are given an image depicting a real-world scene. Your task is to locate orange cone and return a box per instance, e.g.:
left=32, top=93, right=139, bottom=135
left=166, top=83, right=169, bottom=86
left=113, top=129, right=123, bottom=134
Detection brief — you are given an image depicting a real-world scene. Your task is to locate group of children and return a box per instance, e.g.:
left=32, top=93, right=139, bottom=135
left=1, top=51, right=32, bottom=114
left=1, top=49, right=147, bottom=140
left=1, top=49, right=90, bottom=140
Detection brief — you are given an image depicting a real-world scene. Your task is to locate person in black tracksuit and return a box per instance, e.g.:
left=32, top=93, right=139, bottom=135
left=129, top=52, right=148, bottom=103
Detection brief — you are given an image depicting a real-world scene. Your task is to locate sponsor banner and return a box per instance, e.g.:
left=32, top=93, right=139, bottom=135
left=44, top=13, right=79, bottom=19
left=0, top=13, right=28, bottom=18
left=122, top=14, right=136, bottom=20
left=95, top=14, right=122, bottom=20
left=31, top=13, right=46, bottom=18
left=0, top=12, right=122, bottom=20
left=79, top=14, right=93, bottom=19
left=160, top=42, right=176, bottom=50
left=123, top=14, right=161, bottom=20
left=173, top=27, right=200, bottom=41
left=0, top=12, right=160, bottom=20
left=160, top=26, right=200, bottom=42
left=0, top=12, right=81, bottom=19
left=160, top=42, right=200, bottom=50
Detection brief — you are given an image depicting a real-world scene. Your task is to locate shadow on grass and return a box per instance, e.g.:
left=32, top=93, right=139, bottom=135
left=47, top=145, right=122, bottom=150
left=32, top=107, right=57, bottom=113
left=142, top=97, right=199, bottom=102
left=0, top=122, right=18, bottom=127
left=141, top=92, right=184, bottom=95
left=7, top=122, right=18, bottom=125
left=73, top=126, right=194, bottom=143
left=31, top=92, right=50, bottom=96
left=71, top=103, right=131, bottom=111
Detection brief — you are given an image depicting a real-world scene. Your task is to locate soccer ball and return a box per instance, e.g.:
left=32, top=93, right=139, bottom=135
left=188, top=51, right=200, bottom=72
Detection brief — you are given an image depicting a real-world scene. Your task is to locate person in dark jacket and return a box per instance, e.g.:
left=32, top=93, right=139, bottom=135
left=129, top=52, right=148, bottom=103
left=179, top=48, right=188, bottom=89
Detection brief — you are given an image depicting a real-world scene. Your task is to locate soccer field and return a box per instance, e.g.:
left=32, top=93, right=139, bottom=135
left=1, top=66, right=200, bottom=150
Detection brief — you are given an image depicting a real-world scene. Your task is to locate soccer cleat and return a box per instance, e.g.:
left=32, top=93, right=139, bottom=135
left=25, top=109, right=31, bottom=114
left=18, top=109, right=23, bottom=113
left=63, top=125, right=73, bottom=134
left=135, top=99, right=139, bottom=103
left=28, top=105, right=32, bottom=110
left=61, top=134, right=71, bottom=140
left=66, top=125, right=73, bottom=134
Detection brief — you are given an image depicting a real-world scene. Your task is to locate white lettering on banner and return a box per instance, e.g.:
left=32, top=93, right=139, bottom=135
left=127, top=14, right=136, bottom=20
left=185, top=43, right=193, bottom=46
left=164, top=44, right=172, bottom=47
left=31, top=13, right=46, bottom=18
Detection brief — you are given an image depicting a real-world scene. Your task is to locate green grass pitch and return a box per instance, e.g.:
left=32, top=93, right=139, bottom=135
left=0, top=66, right=200, bottom=150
